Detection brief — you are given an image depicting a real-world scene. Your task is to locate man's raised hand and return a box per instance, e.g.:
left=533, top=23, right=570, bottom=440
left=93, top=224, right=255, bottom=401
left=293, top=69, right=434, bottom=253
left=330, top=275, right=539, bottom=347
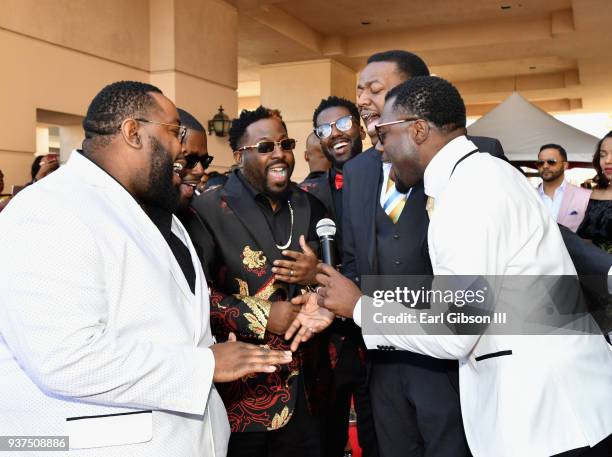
left=211, top=332, right=292, bottom=382
left=285, top=292, right=334, bottom=351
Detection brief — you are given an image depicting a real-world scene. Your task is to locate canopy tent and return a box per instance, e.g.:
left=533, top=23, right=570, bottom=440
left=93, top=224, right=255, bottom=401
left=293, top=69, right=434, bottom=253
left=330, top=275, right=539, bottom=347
left=467, top=92, right=598, bottom=164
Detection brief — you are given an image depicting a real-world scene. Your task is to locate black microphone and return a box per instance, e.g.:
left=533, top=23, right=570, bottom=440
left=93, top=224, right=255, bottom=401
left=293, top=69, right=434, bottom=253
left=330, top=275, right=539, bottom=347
left=316, top=218, right=337, bottom=267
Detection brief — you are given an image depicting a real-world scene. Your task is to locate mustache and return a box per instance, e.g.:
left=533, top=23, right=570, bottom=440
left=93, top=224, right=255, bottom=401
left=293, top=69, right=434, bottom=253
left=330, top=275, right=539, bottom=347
left=266, top=160, right=290, bottom=169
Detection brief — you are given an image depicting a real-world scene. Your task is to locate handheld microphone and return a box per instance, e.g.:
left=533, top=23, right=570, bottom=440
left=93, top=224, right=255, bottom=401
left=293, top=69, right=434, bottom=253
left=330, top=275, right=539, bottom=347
left=316, top=218, right=337, bottom=267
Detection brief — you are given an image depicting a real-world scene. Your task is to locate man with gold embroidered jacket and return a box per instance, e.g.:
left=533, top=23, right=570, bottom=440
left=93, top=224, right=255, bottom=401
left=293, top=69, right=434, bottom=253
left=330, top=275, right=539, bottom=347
left=187, top=106, right=330, bottom=457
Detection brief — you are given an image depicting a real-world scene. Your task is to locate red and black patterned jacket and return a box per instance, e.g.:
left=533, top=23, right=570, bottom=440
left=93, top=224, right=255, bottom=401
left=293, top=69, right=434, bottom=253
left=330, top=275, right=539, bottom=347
left=187, top=170, right=330, bottom=433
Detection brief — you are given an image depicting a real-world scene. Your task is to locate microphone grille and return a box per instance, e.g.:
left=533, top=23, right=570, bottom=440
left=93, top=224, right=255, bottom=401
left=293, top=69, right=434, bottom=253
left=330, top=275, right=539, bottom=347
left=316, top=218, right=336, bottom=237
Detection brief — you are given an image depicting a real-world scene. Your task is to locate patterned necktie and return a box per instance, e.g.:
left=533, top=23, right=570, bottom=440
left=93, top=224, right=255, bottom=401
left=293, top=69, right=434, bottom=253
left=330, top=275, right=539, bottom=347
left=382, top=174, right=406, bottom=224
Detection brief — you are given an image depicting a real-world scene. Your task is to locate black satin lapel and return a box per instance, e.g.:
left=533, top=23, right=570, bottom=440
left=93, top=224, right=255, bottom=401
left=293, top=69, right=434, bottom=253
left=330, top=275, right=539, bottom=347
left=323, top=172, right=336, bottom=220
left=222, top=176, right=283, bottom=264
left=365, top=151, right=382, bottom=273
left=289, top=185, right=311, bottom=253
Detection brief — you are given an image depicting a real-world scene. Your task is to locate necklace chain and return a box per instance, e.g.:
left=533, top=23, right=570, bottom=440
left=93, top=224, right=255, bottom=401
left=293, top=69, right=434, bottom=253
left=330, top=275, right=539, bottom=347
left=275, top=200, right=293, bottom=250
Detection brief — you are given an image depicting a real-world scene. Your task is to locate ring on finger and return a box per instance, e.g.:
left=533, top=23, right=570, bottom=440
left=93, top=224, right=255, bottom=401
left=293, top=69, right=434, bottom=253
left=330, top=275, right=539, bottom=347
left=315, top=286, right=323, bottom=295
left=290, top=270, right=294, bottom=277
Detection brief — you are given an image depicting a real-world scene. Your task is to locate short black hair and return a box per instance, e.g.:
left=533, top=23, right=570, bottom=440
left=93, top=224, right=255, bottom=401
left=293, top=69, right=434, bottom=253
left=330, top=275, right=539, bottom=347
left=312, top=96, right=360, bottom=128
left=539, top=143, right=568, bottom=161
left=367, top=50, right=430, bottom=79
left=31, top=156, right=44, bottom=181
left=229, top=105, right=286, bottom=151
left=593, top=130, right=612, bottom=189
left=178, top=108, right=205, bottom=132
left=386, top=76, right=466, bottom=133
left=82, top=80, right=162, bottom=148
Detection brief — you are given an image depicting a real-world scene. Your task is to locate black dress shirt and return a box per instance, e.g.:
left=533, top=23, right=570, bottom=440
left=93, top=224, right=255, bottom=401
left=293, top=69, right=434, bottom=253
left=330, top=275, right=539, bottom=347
left=144, top=205, right=196, bottom=294
left=236, top=171, right=293, bottom=249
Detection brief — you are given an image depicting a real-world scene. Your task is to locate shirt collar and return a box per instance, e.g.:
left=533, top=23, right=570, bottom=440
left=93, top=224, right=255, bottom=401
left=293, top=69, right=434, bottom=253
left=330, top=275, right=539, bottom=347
left=423, top=135, right=477, bottom=198
left=538, top=179, right=568, bottom=196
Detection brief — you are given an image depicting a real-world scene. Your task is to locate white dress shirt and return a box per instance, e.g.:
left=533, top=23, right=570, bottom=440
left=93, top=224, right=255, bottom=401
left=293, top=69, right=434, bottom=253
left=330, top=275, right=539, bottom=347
left=537, top=179, right=567, bottom=220
left=353, top=136, right=612, bottom=456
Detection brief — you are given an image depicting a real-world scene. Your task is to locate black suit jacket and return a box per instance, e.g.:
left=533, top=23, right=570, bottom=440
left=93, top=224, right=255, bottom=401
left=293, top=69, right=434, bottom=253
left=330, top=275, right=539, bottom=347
left=559, top=224, right=612, bottom=336
left=467, top=135, right=508, bottom=161
left=299, top=170, right=343, bottom=253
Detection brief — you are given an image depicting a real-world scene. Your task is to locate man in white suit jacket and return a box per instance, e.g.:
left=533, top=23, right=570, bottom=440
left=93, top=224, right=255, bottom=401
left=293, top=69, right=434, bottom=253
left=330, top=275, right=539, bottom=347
left=309, top=77, right=612, bottom=456
left=0, top=81, right=292, bottom=456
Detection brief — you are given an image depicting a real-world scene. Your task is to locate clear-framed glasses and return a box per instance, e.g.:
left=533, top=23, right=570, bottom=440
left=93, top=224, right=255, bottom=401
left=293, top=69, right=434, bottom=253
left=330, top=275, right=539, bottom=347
left=135, top=118, right=187, bottom=144
left=374, top=117, right=421, bottom=145
left=314, top=115, right=353, bottom=139
left=236, top=138, right=296, bottom=154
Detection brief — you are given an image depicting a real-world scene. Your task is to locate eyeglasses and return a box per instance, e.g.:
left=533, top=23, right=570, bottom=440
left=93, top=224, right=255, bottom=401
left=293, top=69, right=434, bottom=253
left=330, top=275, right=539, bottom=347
left=374, top=117, right=421, bottom=145
left=135, top=118, right=187, bottom=144
left=536, top=159, right=560, bottom=167
left=185, top=154, right=214, bottom=170
left=314, top=115, right=353, bottom=139
left=236, top=138, right=296, bottom=154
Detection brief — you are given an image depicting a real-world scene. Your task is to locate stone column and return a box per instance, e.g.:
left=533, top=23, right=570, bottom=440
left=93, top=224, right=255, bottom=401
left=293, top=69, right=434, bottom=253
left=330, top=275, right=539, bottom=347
left=259, top=59, right=356, bottom=181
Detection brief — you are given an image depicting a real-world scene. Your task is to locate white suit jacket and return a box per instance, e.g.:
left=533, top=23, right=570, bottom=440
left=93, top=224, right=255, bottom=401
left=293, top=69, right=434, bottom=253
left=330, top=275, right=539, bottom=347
left=0, top=151, right=229, bottom=456
left=356, top=137, right=612, bottom=457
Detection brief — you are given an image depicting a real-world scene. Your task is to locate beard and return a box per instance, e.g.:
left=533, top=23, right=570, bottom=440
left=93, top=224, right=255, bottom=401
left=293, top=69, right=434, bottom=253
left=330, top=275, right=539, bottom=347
left=241, top=160, right=293, bottom=200
left=140, top=136, right=180, bottom=212
left=324, top=135, right=363, bottom=170
left=390, top=135, right=423, bottom=193
left=541, top=168, right=564, bottom=182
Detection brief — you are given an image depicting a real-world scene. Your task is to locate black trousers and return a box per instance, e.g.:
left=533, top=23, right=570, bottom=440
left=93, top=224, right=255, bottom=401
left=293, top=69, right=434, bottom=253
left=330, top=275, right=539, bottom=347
left=322, top=339, right=379, bottom=457
left=227, top=375, right=322, bottom=457
left=369, top=351, right=470, bottom=457
left=551, top=433, right=612, bottom=457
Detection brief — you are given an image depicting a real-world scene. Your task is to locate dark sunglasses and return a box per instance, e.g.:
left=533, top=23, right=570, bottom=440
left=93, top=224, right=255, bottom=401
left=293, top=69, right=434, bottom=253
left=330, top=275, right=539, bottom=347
left=536, top=159, right=559, bottom=167
left=236, top=138, right=296, bottom=154
left=185, top=154, right=214, bottom=170
left=314, top=115, right=353, bottom=139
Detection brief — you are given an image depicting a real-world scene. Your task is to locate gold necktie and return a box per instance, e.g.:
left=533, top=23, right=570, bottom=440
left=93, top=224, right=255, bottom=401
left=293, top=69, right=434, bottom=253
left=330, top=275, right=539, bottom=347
left=426, top=196, right=435, bottom=218
left=383, top=175, right=406, bottom=224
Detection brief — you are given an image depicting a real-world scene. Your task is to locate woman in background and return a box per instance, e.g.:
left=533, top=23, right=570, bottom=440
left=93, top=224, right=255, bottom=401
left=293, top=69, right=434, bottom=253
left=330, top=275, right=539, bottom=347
left=578, top=131, right=612, bottom=252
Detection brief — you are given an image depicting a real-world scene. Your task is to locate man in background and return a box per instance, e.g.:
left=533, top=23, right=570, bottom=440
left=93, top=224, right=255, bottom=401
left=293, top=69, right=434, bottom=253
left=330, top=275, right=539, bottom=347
left=537, top=143, right=591, bottom=232
left=176, top=108, right=213, bottom=207
left=301, top=96, right=378, bottom=457
left=301, top=131, right=331, bottom=183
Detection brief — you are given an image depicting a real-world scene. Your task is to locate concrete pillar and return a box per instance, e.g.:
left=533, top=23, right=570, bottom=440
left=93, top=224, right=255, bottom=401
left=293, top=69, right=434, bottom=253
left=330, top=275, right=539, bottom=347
left=59, top=125, right=84, bottom=163
left=149, top=0, right=238, bottom=172
left=260, top=59, right=356, bottom=181
left=35, top=126, right=49, bottom=156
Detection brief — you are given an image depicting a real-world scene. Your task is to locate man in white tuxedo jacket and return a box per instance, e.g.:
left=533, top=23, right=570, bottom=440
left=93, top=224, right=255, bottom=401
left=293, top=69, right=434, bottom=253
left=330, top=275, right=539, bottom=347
left=0, top=81, right=292, bottom=456
left=311, top=77, right=612, bottom=457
